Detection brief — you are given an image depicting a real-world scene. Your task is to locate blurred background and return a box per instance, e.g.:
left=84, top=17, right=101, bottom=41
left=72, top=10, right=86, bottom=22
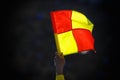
left=4, top=0, right=119, bottom=80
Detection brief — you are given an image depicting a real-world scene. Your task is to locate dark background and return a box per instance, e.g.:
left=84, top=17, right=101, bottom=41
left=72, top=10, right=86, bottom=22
left=3, top=0, right=119, bottom=80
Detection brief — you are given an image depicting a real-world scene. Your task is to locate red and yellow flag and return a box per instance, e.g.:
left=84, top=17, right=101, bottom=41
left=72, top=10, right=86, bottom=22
left=50, top=10, right=95, bottom=56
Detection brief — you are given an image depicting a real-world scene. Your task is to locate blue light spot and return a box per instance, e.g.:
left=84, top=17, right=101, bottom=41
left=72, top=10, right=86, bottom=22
left=36, top=13, right=44, bottom=20
left=103, top=56, right=109, bottom=64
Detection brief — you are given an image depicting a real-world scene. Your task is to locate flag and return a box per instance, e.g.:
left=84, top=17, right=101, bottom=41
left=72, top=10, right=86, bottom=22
left=50, top=10, right=95, bottom=56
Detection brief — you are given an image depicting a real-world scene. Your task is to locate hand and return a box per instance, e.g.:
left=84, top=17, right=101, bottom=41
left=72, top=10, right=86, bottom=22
left=54, top=52, right=65, bottom=75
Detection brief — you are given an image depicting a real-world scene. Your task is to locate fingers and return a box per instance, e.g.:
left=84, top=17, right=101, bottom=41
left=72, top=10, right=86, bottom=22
left=55, top=51, right=64, bottom=57
left=54, top=51, right=65, bottom=67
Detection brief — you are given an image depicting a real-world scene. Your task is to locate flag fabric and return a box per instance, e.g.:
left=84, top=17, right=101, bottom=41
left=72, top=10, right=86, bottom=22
left=50, top=10, right=95, bottom=56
